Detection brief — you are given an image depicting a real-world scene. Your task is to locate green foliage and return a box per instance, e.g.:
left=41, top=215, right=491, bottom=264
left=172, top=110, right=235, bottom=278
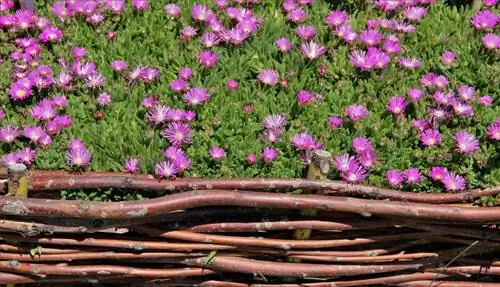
left=0, top=1, right=498, bottom=202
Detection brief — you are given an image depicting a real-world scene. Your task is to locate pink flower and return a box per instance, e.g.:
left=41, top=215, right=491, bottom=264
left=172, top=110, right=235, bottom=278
left=429, top=167, right=448, bottom=182
left=227, top=79, right=239, bottom=92
left=442, top=172, right=466, bottom=191
left=246, top=153, right=257, bottom=164
left=275, top=38, right=292, bottom=52
left=345, top=104, right=368, bottom=120
left=441, top=51, right=457, bottom=66
left=262, top=147, right=278, bottom=163
left=209, top=146, right=226, bottom=161
left=328, top=116, right=343, bottom=129
left=386, top=169, right=404, bottom=187
left=257, top=69, right=278, bottom=86
left=453, top=130, right=480, bottom=154
left=155, top=161, right=177, bottom=179
left=124, top=158, right=140, bottom=173
left=299, top=42, right=326, bottom=60
left=198, top=50, right=219, bottom=68
left=420, top=129, right=441, bottom=147
left=486, top=120, right=500, bottom=141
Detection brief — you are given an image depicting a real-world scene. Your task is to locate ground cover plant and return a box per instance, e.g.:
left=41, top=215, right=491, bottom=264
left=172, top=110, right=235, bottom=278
left=0, top=0, right=499, bottom=200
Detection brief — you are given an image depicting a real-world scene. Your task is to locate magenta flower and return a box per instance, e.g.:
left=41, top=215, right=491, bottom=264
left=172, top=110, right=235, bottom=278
left=479, top=96, right=493, bottom=107
left=386, top=96, right=408, bottom=115
left=180, top=26, right=197, bottom=41
left=404, top=168, right=422, bottom=184
left=16, top=147, right=36, bottom=165
left=191, top=4, right=211, bottom=22
left=334, top=154, right=359, bottom=173
left=457, top=85, right=475, bottom=102
left=124, top=158, right=140, bottom=173
left=420, top=72, right=436, bottom=87
left=178, top=67, right=192, bottom=81
left=170, top=78, right=189, bottom=93
left=296, top=90, right=315, bottom=106
left=452, top=101, right=474, bottom=117
left=420, top=129, right=441, bottom=147
left=66, top=147, right=92, bottom=168
left=345, top=104, right=368, bottom=120
left=352, top=137, right=373, bottom=154
left=39, top=26, right=63, bottom=43
left=97, top=92, right=112, bottom=106
left=403, top=6, right=427, bottom=21
left=164, top=146, right=185, bottom=161
left=262, top=114, right=286, bottom=131
left=382, top=39, right=401, bottom=55
left=454, top=130, right=480, bottom=154
left=166, top=109, right=185, bottom=122
left=358, top=149, right=378, bottom=169
left=292, top=133, right=318, bottom=151
left=429, top=167, right=448, bottom=182
left=175, top=154, right=192, bottom=172
left=325, top=10, right=349, bottom=27
left=184, top=87, right=211, bottom=105
left=433, top=75, right=448, bottom=90
left=52, top=95, right=68, bottom=109
left=243, top=104, right=253, bottom=113
left=0, top=125, right=19, bottom=144
left=262, top=147, right=278, bottom=163
left=147, top=105, right=170, bottom=125
left=131, top=0, right=149, bottom=11
left=71, top=46, right=87, bottom=59
left=1, top=153, right=18, bottom=167
left=163, top=122, right=192, bottom=146
left=359, top=29, right=382, bottom=46
left=155, top=160, right=178, bottom=179
left=257, top=69, right=279, bottom=86
left=398, top=57, right=421, bottom=69
left=275, top=38, right=292, bottom=52
left=441, top=51, right=457, bottom=66
left=246, top=153, right=257, bottom=164
left=68, top=138, right=87, bottom=151
left=140, top=68, right=160, bottom=83
left=0, top=0, right=14, bottom=11
left=288, top=8, right=307, bottom=23
left=209, top=146, right=226, bottom=161
left=300, top=42, right=326, bottom=60
left=486, top=120, right=500, bottom=141
left=111, top=60, right=128, bottom=72
left=295, top=25, right=317, bottom=41
left=227, top=79, right=239, bottom=92
left=386, top=169, right=405, bottom=187
left=341, top=164, right=368, bottom=183
left=470, top=10, right=498, bottom=30
left=23, top=126, right=47, bottom=144
left=482, top=33, right=500, bottom=50
left=200, top=32, right=220, bottom=48
left=442, top=172, right=466, bottom=192
left=407, top=88, right=424, bottom=102
left=328, top=116, right=343, bottom=129
left=165, top=4, right=182, bottom=17
left=198, top=50, right=219, bottom=68
left=85, top=73, right=106, bottom=89
left=9, top=82, right=32, bottom=101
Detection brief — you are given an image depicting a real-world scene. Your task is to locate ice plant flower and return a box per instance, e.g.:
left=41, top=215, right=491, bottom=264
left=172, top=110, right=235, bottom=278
left=442, top=172, right=466, bottom=192
left=163, top=122, right=192, bottom=146
left=296, top=90, right=315, bottom=106
left=300, top=42, right=326, bottom=60
left=165, top=4, right=182, bottom=17
left=479, top=96, right=493, bottom=107
left=97, top=92, right=112, bottom=106
left=262, top=147, right=278, bottom=163
left=457, top=85, right=475, bottom=102
left=184, top=87, right=211, bottom=105
left=66, top=146, right=92, bottom=168
left=209, top=146, right=226, bottom=161
left=486, top=120, right=500, bottom=141
left=386, top=169, right=405, bottom=187
left=0, top=125, right=19, bottom=144
left=345, top=104, right=368, bottom=120
left=275, top=38, right=292, bottom=52
left=441, top=51, right=457, bottom=66
left=16, top=148, right=36, bottom=165
left=404, top=168, right=422, bottom=184
left=198, top=50, right=219, bottom=68
left=155, top=161, right=177, bottom=179
left=352, top=137, right=373, bottom=154
left=341, top=164, right=368, bottom=183
left=262, top=114, right=286, bottom=131
left=295, top=25, right=317, bottom=41
left=433, top=75, right=448, bottom=90
left=325, top=10, right=349, bottom=27
left=178, top=67, right=192, bottom=81
left=1, top=153, right=18, bottom=167
left=453, top=130, right=480, bottom=154
left=420, top=129, right=441, bottom=147
left=170, top=78, right=189, bottom=93
left=147, top=105, right=170, bottom=125
left=386, top=96, right=408, bottom=117
left=328, top=116, right=343, bottom=129
left=403, top=6, right=427, bottom=22
left=398, top=57, right=421, bottom=69
left=482, top=33, right=500, bottom=50
left=124, top=158, right=140, bottom=173
left=292, top=133, right=319, bottom=151
left=39, top=26, right=63, bottom=43
left=227, top=79, right=239, bottom=92
left=359, top=29, right=382, bottom=46
left=334, top=154, right=359, bottom=173
left=407, top=88, right=424, bottom=102
left=429, top=167, right=448, bottom=182
left=470, top=10, right=498, bottom=30
left=246, top=153, right=257, bottom=164
left=358, top=149, right=378, bottom=169
left=257, top=69, right=278, bottom=86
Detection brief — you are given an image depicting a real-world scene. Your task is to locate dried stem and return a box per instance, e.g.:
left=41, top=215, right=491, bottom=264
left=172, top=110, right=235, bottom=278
left=1, top=190, right=500, bottom=222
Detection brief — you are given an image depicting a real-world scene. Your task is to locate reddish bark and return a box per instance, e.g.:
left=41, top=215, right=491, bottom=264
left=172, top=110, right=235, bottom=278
left=1, top=190, right=500, bottom=223
left=397, top=281, right=500, bottom=287
left=288, top=252, right=438, bottom=263
left=0, top=251, right=208, bottom=262
left=0, top=261, right=214, bottom=278
left=26, top=173, right=500, bottom=203
left=183, top=256, right=422, bottom=277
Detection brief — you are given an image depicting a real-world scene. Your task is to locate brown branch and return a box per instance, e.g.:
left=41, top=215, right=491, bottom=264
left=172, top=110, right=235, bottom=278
left=144, top=229, right=432, bottom=250
left=247, top=272, right=449, bottom=286
left=1, top=190, right=500, bottom=223
left=26, top=173, right=500, bottom=203
left=199, top=281, right=249, bottom=287
left=428, top=266, right=500, bottom=276
left=0, top=251, right=208, bottom=262
left=183, top=256, right=422, bottom=277
left=0, top=244, right=83, bottom=254
left=0, top=234, right=237, bottom=251
left=0, top=272, right=125, bottom=284
left=289, top=252, right=438, bottom=263
left=0, top=261, right=214, bottom=278
left=0, top=219, right=91, bottom=236
left=188, top=219, right=397, bottom=233
left=397, top=281, right=500, bottom=287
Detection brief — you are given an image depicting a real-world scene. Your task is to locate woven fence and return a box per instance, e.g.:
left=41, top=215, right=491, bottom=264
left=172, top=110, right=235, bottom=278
left=0, top=161, right=499, bottom=286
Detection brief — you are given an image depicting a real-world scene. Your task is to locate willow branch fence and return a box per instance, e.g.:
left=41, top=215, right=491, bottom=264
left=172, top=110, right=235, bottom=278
left=0, top=161, right=499, bottom=286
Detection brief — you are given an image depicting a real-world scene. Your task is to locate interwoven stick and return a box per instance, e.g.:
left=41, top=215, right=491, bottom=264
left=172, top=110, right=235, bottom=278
left=0, top=243, right=83, bottom=254
left=1, top=190, right=500, bottom=222
left=0, top=261, right=214, bottom=278
left=183, top=256, right=422, bottom=277
left=0, top=251, right=208, bottom=262
left=24, top=173, right=500, bottom=203
left=397, top=281, right=500, bottom=287
left=288, top=252, right=438, bottom=263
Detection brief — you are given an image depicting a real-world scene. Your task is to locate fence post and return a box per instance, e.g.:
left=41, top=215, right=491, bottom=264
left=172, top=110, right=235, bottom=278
left=6, top=164, right=29, bottom=287
left=291, top=150, right=331, bottom=262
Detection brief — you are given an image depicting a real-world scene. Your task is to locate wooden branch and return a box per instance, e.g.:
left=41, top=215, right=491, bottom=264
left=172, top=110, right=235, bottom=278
left=1, top=190, right=500, bottom=222
left=397, top=281, right=500, bottom=287
left=26, top=172, right=500, bottom=203
left=288, top=252, right=438, bottom=263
